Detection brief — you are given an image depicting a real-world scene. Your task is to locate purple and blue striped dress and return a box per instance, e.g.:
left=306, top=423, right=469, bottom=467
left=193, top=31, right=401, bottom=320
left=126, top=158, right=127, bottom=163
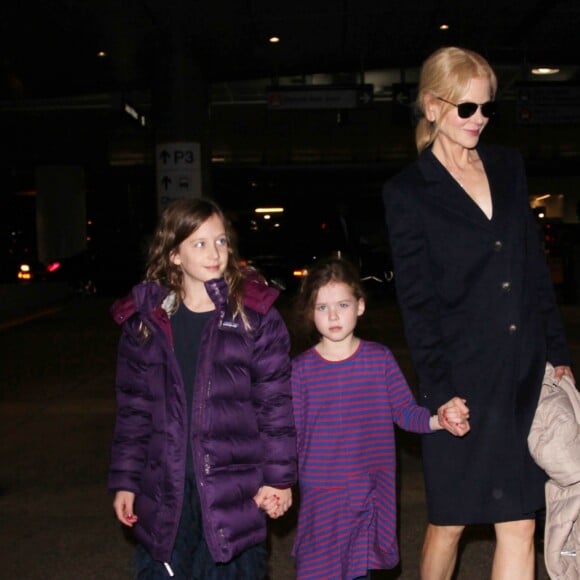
left=291, top=339, right=433, bottom=580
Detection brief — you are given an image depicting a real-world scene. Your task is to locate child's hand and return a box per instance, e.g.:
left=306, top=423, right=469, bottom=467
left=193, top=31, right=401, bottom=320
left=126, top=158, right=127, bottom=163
left=113, top=490, right=139, bottom=527
left=437, top=397, right=470, bottom=437
left=253, top=486, right=292, bottom=519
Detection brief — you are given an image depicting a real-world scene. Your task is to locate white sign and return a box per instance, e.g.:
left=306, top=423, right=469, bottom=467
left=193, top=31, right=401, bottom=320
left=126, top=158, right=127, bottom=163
left=516, top=84, right=580, bottom=125
left=155, top=142, right=202, bottom=212
left=267, top=85, right=373, bottom=110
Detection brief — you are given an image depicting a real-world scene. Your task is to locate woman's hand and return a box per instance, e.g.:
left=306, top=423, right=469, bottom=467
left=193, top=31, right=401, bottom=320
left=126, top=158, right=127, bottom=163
left=113, top=490, right=138, bottom=527
left=437, top=396, right=471, bottom=437
left=554, top=365, right=575, bottom=384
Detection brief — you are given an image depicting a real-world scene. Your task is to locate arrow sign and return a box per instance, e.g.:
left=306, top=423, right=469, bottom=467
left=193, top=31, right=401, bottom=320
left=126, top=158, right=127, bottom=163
left=358, top=91, right=372, bottom=105
left=267, top=84, right=374, bottom=110
left=161, top=175, right=172, bottom=190
left=155, top=142, right=202, bottom=211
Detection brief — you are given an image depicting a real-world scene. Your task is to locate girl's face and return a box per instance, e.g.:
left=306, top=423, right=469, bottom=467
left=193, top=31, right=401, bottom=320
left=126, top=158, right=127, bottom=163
left=170, top=213, right=229, bottom=284
left=429, top=76, right=492, bottom=150
left=312, top=281, right=365, bottom=343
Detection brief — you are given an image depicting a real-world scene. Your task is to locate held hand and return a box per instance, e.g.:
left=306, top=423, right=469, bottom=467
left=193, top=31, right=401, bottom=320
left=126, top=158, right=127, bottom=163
left=554, top=365, right=575, bottom=385
left=437, top=396, right=471, bottom=437
left=113, top=490, right=138, bottom=527
left=254, top=486, right=292, bottom=519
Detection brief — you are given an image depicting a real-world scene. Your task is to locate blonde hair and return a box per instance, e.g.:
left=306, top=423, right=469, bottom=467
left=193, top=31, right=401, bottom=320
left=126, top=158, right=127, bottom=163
left=415, top=46, right=497, bottom=152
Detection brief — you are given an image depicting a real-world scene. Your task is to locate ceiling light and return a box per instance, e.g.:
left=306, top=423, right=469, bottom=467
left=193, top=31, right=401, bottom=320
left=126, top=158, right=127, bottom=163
left=255, top=207, right=284, bottom=213
left=97, top=50, right=107, bottom=58
left=269, top=36, right=280, bottom=44
left=531, top=67, right=560, bottom=75
left=439, top=24, right=450, bottom=31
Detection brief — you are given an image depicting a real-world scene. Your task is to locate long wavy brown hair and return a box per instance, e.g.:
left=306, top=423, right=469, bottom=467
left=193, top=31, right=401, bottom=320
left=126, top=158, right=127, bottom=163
left=146, top=197, right=247, bottom=321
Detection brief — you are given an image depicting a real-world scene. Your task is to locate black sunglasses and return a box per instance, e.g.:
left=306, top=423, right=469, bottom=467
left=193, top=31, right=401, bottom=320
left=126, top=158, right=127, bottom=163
left=436, top=97, right=497, bottom=119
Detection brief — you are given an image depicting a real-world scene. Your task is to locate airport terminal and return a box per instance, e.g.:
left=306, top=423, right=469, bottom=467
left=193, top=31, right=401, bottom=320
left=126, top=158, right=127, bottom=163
left=1, top=2, right=579, bottom=578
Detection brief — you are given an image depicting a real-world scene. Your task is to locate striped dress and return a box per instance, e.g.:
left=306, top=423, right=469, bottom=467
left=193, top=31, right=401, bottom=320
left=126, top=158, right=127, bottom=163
left=291, top=340, right=432, bottom=580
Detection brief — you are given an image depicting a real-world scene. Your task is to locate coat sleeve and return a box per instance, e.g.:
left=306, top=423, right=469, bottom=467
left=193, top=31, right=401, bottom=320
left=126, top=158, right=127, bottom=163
left=518, top=154, right=571, bottom=367
left=251, top=307, right=297, bottom=487
left=383, top=178, right=458, bottom=412
left=107, top=324, right=154, bottom=494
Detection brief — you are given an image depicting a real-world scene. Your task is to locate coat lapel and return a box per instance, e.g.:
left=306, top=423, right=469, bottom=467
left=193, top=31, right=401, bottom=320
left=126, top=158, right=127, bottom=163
left=417, top=146, right=503, bottom=233
left=477, top=145, right=512, bottom=234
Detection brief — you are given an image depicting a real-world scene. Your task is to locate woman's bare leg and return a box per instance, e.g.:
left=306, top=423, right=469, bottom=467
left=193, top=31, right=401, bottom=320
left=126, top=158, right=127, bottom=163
left=420, top=523, right=465, bottom=580
left=491, top=519, right=535, bottom=580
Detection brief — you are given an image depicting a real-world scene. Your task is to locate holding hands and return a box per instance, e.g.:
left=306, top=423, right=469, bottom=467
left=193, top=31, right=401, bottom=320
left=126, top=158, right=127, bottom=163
left=254, top=486, right=292, bottom=519
left=437, top=396, right=471, bottom=437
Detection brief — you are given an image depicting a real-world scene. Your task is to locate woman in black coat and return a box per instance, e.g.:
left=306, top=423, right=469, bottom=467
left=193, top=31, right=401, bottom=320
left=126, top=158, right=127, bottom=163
left=383, top=46, right=574, bottom=580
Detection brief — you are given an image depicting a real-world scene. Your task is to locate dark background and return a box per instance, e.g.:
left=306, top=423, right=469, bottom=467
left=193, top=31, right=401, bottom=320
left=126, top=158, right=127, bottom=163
left=1, top=1, right=580, bottom=297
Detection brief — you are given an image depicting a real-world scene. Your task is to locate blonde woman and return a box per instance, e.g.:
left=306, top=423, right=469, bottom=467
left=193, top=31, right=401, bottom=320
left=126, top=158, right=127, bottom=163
left=383, top=46, right=574, bottom=579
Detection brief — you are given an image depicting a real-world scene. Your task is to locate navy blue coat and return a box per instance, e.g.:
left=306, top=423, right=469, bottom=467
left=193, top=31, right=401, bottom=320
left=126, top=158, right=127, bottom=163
left=107, top=277, right=297, bottom=563
left=383, top=144, right=570, bottom=524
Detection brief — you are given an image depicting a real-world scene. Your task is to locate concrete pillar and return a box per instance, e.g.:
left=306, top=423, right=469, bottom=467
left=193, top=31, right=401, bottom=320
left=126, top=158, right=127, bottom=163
left=34, top=165, right=87, bottom=264
left=153, top=3, right=210, bottom=215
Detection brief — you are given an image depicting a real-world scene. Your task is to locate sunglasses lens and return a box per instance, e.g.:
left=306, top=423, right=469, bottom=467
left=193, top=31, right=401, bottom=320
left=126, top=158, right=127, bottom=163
left=481, top=101, right=497, bottom=118
left=457, top=103, right=478, bottom=118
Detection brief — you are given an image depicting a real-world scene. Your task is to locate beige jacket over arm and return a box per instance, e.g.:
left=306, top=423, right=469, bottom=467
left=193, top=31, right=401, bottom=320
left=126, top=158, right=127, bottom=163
left=528, top=363, right=580, bottom=580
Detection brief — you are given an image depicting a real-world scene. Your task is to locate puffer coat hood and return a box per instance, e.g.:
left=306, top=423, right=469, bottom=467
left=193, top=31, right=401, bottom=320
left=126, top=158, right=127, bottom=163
left=108, top=275, right=297, bottom=565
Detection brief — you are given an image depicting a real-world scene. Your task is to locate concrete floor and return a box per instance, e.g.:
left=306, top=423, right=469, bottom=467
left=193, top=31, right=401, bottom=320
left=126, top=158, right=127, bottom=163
left=2, top=292, right=576, bottom=579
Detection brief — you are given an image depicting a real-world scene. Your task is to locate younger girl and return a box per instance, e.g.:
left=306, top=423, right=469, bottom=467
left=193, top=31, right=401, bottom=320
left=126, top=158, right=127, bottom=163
left=108, top=197, right=297, bottom=579
left=290, top=257, right=469, bottom=580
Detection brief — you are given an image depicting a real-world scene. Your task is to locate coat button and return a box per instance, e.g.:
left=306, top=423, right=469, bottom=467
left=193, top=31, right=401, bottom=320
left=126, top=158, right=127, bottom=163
left=508, top=323, right=517, bottom=333
left=501, top=281, right=511, bottom=292
left=494, top=240, right=503, bottom=251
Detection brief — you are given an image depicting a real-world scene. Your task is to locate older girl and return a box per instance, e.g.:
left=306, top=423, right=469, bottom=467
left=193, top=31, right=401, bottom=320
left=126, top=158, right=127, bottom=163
left=108, top=197, right=296, bottom=579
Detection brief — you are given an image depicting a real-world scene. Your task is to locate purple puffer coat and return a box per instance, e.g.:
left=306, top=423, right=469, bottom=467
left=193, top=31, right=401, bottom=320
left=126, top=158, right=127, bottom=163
left=107, top=276, right=297, bottom=565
